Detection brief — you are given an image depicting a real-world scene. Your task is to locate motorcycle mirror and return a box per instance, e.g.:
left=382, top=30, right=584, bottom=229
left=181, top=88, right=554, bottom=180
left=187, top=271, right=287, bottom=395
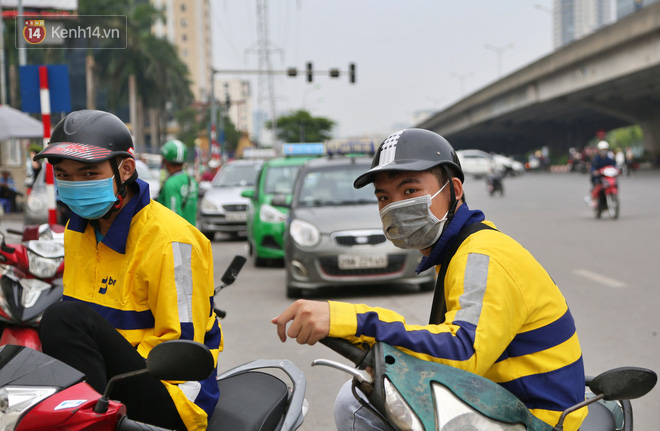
left=219, top=255, right=247, bottom=287
left=589, top=367, right=657, bottom=401
left=147, top=340, right=215, bottom=381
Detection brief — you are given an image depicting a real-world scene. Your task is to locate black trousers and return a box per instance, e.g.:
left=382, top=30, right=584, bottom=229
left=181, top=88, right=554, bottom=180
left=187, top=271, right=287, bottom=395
left=39, top=301, right=186, bottom=430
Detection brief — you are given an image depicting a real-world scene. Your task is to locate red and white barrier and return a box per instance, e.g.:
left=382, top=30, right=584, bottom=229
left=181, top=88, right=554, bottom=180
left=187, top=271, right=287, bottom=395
left=39, top=65, right=57, bottom=225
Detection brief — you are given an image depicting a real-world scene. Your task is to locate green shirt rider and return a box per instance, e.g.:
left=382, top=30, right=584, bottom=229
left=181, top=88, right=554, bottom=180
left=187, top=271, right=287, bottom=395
left=157, top=139, right=199, bottom=226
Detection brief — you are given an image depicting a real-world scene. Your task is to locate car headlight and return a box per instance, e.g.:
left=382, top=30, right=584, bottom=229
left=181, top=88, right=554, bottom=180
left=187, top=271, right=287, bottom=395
left=260, top=204, right=286, bottom=223
left=289, top=219, right=320, bottom=247
left=201, top=198, right=220, bottom=212
left=0, top=386, right=58, bottom=431
left=383, top=378, right=424, bottom=431
left=27, top=250, right=63, bottom=279
left=432, top=382, right=526, bottom=430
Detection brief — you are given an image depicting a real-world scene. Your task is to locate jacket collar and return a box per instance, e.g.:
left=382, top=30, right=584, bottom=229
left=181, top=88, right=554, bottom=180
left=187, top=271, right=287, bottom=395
left=416, top=203, right=485, bottom=273
left=67, top=178, right=151, bottom=254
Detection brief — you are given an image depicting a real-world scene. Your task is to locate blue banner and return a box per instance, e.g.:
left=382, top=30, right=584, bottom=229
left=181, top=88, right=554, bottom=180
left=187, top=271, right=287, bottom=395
left=19, top=64, right=72, bottom=114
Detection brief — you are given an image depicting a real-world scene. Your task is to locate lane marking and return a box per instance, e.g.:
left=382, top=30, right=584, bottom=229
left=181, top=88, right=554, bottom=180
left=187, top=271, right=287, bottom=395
left=574, top=269, right=627, bottom=288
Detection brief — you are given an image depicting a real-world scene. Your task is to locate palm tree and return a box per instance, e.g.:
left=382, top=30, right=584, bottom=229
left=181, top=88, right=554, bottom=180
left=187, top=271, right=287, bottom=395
left=85, top=0, right=193, bottom=152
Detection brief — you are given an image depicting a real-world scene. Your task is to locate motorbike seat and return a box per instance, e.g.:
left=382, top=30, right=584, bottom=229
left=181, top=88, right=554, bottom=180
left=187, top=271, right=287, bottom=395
left=578, top=401, right=616, bottom=431
left=210, top=371, right=289, bottom=431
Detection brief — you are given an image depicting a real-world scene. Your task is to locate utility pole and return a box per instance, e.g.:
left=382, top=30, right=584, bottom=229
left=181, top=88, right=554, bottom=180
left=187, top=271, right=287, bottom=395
left=18, top=0, right=26, bottom=66
left=0, top=4, right=6, bottom=105
left=245, top=0, right=281, bottom=148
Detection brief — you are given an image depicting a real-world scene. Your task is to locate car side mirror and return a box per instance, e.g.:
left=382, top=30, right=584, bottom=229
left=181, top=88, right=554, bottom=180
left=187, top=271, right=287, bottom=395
left=241, top=189, right=255, bottom=199
left=271, top=194, right=290, bottom=208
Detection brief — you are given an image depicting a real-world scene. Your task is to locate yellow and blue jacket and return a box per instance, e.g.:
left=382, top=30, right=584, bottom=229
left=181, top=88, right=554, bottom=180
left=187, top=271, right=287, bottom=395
left=62, top=178, right=221, bottom=431
left=328, top=204, right=587, bottom=431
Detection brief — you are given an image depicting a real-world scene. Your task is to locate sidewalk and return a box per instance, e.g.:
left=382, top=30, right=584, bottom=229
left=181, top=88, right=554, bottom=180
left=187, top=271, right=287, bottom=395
left=0, top=211, right=27, bottom=233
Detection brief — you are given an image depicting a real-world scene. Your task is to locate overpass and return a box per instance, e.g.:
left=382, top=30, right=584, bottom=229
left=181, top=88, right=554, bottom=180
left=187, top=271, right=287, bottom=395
left=417, top=2, right=660, bottom=161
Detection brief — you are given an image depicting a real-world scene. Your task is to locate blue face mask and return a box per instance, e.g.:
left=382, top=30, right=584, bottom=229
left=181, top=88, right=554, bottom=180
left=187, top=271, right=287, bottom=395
left=56, top=176, right=119, bottom=220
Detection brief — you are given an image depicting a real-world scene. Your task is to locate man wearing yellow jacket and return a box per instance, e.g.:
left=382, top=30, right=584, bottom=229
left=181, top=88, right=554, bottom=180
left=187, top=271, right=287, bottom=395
left=35, top=110, right=221, bottom=431
left=273, top=129, right=587, bottom=431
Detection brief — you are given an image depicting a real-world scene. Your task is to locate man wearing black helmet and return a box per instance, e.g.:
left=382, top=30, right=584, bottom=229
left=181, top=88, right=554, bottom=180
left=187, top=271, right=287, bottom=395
left=273, top=129, right=587, bottom=431
left=33, top=110, right=221, bottom=431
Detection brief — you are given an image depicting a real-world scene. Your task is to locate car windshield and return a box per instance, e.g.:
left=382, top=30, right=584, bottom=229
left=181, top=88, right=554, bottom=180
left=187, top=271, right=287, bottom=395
left=264, top=165, right=302, bottom=195
left=297, top=163, right=377, bottom=207
left=212, top=163, right=261, bottom=187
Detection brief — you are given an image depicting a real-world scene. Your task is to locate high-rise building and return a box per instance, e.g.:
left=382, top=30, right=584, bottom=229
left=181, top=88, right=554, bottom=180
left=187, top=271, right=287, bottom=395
left=616, top=0, right=660, bottom=18
left=214, top=77, right=255, bottom=138
left=553, top=0, right=613, bottom=47
left=152, top=0, right=212, bottom=103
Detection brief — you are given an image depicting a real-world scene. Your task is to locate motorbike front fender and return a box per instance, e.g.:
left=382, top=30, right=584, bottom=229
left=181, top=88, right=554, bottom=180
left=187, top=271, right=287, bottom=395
left=0, top=326, right=41, bottom=350
left=370, top=343, right=551, bottom=431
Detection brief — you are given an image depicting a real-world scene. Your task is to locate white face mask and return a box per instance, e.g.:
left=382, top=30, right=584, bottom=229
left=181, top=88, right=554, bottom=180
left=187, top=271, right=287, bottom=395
left=379, top=181, right=449, bottom=250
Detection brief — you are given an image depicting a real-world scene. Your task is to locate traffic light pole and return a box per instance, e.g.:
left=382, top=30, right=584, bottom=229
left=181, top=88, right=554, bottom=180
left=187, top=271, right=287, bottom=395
left=211, top=63, right=356, bottom=84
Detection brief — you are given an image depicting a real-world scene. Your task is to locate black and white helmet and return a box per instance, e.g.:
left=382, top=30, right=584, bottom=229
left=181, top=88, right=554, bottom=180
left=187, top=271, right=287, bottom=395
left=353, top=128, right=463, bottom=189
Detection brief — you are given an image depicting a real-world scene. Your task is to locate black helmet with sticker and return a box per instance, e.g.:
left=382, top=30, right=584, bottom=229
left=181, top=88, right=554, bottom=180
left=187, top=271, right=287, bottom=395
left=34, top=110, right=135, bottom=163
left=353, top=128, right=463, bottom=189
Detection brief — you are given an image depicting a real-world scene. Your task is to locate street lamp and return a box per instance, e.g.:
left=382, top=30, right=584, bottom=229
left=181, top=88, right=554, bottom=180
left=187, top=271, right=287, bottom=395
left=483, top=43, right=515, bottom=78
left=450, top=72, right=474, bottom=98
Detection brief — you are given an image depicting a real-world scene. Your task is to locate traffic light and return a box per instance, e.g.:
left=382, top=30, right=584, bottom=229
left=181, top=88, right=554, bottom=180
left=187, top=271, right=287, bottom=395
left=225, top=93, right=231, bottom=109
left=287, top=67, right=297, bottom=77
left=349, top=63, right=356, bottom=84
left=306, top=62, right=313, bottom=82
left=329, top=68, right=340, bottom=78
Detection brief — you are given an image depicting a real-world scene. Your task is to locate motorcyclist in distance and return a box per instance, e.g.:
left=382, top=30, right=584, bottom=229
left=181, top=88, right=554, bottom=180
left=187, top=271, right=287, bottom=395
left=589, top=140, right=617, bottom=207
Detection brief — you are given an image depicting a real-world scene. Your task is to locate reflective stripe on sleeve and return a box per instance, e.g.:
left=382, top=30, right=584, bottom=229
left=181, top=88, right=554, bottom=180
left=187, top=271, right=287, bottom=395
left=172, top=242, right=193, bottom=324
left=455, top=253, right=489, bottom=326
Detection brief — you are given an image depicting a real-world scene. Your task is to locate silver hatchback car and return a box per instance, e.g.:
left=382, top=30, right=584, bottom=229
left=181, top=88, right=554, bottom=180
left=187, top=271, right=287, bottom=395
left=282, top=156, right=435, bottom=298
left=198, top=159, right=263, bottom=240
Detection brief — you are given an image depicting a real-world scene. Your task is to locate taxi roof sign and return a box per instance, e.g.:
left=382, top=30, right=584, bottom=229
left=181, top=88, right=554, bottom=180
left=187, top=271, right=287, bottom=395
left=282, top=143, right=325, bottom=156
left=325, top=139, right=375, bottom=156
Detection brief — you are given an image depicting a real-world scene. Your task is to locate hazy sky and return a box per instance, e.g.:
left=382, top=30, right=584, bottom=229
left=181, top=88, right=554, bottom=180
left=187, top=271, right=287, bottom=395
left=211, top=1, right=554, bottom=142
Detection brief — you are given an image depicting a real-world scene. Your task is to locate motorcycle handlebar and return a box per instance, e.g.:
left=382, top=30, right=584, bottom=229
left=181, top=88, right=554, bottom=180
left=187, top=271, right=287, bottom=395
left=320, top=337, right=372, bottom=368
left=116, top=417, right=175, bottom=431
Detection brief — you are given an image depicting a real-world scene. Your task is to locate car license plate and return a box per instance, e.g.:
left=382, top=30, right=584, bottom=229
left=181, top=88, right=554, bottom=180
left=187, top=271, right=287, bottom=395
left=225, top=212, right=246, bottom=222
left=338, top=254, right=387, bottom=270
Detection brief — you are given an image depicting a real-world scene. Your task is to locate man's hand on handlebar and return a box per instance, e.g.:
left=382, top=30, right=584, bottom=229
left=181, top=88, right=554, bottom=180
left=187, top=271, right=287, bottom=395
left=271, top=300, right=330, bottom=345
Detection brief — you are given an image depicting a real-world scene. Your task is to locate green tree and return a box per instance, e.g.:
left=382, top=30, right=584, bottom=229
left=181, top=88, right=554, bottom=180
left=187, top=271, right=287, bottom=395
left=83, top=0, right=193, bottom=152
left=607, top=125, right=643, bottom=151
left=267, top=109, right=335, bottom=143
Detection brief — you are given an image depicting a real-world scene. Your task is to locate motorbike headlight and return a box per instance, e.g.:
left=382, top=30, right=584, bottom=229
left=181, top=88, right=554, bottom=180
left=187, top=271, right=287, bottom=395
left=260, top=204, right=286, bottom=223
left=19, top=278, right=52, bottom=309
left=289, top=219, right=320, bottom=247
left=383, top=378, right=424, bottom=431
left=432, top=382, right=526, bottom=430
left=0, top=386, right=58, bottom=431
left=26, top=249, right=64, bottom=279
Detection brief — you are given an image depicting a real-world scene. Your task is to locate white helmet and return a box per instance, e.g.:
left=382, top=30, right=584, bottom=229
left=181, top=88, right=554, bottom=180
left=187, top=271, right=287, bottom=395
left=597, top=140, right=609, bottom=151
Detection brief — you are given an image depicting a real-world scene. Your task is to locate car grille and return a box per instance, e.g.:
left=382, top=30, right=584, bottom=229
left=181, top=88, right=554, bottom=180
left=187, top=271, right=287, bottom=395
left=223, top=204, right=247, bottom=211
left=333, top=233, right=386, bottom=246
left=319, top=254, right=406, bottom=276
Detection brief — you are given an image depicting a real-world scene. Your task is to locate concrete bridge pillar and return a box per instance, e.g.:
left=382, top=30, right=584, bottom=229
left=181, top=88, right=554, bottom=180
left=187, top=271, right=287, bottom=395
left=639, top=120, right=660, bottom=164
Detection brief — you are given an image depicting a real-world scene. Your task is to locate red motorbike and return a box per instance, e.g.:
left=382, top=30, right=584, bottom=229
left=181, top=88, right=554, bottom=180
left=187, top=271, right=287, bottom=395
left=591, top=165, right=620, bottom=219
left=0, top=256, right=307, bottom=431
left=0, top=224, right=65, bottom=350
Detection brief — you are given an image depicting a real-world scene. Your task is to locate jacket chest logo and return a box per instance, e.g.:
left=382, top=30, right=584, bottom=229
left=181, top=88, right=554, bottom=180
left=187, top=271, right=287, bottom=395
left=99, top=276, right=117, bottom=294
